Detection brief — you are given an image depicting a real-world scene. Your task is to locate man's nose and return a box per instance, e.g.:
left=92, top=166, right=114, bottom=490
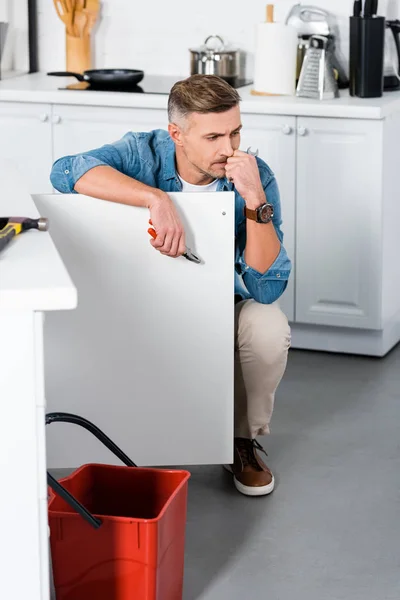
left=220, top=137, right=234, bottom=157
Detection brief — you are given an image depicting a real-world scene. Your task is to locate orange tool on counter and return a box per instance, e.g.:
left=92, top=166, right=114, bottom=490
left=147, top=219, right=201, bottom=263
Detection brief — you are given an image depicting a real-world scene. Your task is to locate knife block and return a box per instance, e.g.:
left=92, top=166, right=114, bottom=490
left=349, top=16, right=385, bottom=98
left=66, top=34, right=91, bottom=74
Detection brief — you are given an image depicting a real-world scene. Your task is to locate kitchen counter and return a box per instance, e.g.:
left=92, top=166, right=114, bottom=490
left=0, top=159, right=77, bottom=311
left=0, top=160, right=77, bottom=600
left=1, top=72, right=400, bottom=119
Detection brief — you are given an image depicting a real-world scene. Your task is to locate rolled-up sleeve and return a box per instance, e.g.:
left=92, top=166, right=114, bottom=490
left=49, top=133, right=140, bottom=193
left=236, top=245, right=291, bottom=304
left=235, top=165, right=292, bottom=305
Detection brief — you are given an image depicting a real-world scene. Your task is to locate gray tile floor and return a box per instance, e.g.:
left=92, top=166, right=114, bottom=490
left=182, top=346, right=400, bottom=600
left=51, top=346, right=400, bottom=599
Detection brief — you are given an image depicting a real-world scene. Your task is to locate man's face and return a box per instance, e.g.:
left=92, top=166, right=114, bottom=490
left=171, top=106, right=242, bottom=180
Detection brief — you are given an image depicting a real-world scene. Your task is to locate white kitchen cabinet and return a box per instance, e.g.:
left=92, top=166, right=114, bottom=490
left=0, top=102, right=53, bottom=193
left=52, top=104, right=168, bottom=160
left=0, top=161, right=77, bottom=600
left=1, top=80, right=400, bottom=355
left=295, top=117, right=383, bottom=329
left=240, top=114, right=296, bottom=321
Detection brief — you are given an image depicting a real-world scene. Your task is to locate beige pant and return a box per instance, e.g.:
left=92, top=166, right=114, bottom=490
left=235, top=299, right=291, bottom=439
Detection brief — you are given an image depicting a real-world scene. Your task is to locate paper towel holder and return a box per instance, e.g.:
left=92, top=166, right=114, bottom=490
left=251, top=4, right=280, bottom=97
left=251, top=3, right=297, bottom=97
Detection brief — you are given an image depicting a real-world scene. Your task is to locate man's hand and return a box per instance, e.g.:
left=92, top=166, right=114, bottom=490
left=225, top=150, right=265, bottom=208
left=148, top=191, right=186, bottom=258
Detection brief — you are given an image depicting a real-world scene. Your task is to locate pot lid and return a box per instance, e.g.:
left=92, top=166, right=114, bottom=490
left=190, top=35, right=238, bottom=54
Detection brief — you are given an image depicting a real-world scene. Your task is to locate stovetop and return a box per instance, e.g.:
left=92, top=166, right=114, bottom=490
left=59, top=74, right=253, bottom=94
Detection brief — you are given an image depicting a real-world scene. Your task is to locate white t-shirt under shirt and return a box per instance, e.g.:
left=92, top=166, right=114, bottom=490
left=178, top=175, right=219, bottom=193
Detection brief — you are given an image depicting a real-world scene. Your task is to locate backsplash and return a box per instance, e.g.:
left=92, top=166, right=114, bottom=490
left=38, top=0, right=399, bottom=76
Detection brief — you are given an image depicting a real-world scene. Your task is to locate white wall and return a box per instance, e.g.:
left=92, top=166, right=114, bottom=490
left=0, top=0, right=29, bottom=72
left=38, top=0, right=400, bottom=76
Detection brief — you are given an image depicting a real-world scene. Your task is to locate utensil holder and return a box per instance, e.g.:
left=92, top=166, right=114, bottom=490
left=66, top=34, right=91, bottom=74
left=349, top=16, right=385, bottom=98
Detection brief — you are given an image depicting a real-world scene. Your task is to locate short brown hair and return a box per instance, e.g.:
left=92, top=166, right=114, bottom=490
left=168, top=75, right=241, bottom=124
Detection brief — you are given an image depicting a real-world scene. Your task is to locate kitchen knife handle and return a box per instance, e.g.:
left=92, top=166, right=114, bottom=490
left=353, top=0, right=362, bottom=17
left=364, top=0, right=373, bottom=17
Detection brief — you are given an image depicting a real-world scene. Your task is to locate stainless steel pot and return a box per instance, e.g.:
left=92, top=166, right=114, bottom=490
left=189, top=35, right=240, bottom=81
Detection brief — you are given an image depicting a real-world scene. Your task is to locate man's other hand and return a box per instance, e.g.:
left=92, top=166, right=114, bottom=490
left=225, top=150, right=265, bottom=208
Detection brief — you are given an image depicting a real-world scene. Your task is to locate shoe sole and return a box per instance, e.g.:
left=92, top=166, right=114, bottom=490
left=223, top=465, right=275, bottom=497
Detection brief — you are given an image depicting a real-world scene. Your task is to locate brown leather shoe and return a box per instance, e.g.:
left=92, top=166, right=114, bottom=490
left=225, top=438, right=275, bottom=496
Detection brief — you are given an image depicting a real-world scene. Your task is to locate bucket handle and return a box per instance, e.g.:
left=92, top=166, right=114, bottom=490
left=46, top=412, right=137, bottom=529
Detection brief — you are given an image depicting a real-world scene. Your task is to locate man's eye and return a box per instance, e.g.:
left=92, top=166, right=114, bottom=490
left=231, top=131, right=240, bottom=136
left=208, top=136, right=218, bottom=141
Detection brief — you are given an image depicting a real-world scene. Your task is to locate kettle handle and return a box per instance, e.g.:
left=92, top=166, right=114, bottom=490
left=204, top=35, right=225, bottom=51
left=299, top=6, right=330, bottom=21
left=387, top=21, right=400, bottom=77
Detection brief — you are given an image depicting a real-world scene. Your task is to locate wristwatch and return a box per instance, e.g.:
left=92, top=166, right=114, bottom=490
left=244, top=202, right=274, bottom=224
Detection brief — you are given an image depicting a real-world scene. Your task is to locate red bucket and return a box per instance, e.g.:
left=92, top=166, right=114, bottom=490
left=47, top=413, right=190, bottom=600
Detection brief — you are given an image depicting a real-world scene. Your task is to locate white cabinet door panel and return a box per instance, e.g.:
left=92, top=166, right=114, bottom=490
left=52, top=105, right=167, bottom=160
left=240, top=114, right=296, bottom=321
left=0, top=102, right=53, bottom=193
left=296, top=117, right=382, bottom=329
left=34, top=192, right=234, bottom=468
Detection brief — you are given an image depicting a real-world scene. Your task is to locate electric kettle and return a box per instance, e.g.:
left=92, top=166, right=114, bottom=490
left=0, top=22, right=8, bottom=80
left=384, top=20, right=400, bottom=91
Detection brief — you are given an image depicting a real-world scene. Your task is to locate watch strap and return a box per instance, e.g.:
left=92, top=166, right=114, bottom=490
left=244, top=206, right=258, bottom=221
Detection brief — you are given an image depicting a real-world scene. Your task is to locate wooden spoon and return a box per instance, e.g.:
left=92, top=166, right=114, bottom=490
left=53, top=0, right=74, bottom=35
left=82, top=9, right=98, bottom=36
left=85, top=0, right=100, bottom=14
left=74, top=10, right=88, bottom=38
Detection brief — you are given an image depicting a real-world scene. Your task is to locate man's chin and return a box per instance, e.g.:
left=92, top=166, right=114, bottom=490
left=209, top=165, right=227, bottom=179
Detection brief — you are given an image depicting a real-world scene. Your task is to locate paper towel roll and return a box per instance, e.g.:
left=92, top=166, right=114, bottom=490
left=253, top=22, right=298, bottom=96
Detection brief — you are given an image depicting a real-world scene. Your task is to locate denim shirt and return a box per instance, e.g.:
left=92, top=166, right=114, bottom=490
left=50, top=129, right=291, bottom=304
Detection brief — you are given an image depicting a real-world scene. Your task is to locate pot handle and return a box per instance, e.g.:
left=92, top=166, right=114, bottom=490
left=204, top=35, right=225, bottom=51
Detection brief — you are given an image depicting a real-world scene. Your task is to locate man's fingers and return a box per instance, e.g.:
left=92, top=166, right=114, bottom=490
left=150, top=231, right=165, bottom=248
left=177, top=233, right=186, bottom=257
left=151, top=229, right=183, bottom=256
left=168, top=232, right=180, bottom=258
left=151, top=232, right=186, bottom=258
left=165, top=232, right=186, bottom=257
left=159, top=230, right=173, bottom=253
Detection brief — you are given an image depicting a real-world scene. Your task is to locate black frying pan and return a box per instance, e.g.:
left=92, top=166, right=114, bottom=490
left=47, top=69, right=144, bottom=88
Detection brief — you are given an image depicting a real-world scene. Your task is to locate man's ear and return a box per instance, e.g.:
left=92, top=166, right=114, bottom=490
left=168, top=123, right=184, bottom=146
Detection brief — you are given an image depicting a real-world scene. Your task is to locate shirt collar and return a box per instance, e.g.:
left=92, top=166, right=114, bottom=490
left=217, top=178, right=234, bottom=192
left=163, top=136, right=178, bottom=181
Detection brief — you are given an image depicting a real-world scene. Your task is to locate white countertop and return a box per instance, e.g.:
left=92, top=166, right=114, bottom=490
left=1, top=73, right=400, bottom=119
left=0, top=160, right=77, bottom=311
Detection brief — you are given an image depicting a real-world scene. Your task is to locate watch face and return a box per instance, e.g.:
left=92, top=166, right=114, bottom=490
left=258, top=203, right=274, bottom=223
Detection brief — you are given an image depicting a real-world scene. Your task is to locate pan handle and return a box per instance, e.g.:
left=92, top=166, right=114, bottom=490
left=47, top=71, right=85, bottom=81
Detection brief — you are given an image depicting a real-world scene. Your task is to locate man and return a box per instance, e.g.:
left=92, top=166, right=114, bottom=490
left=50, top=74, right=291, bottom=497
